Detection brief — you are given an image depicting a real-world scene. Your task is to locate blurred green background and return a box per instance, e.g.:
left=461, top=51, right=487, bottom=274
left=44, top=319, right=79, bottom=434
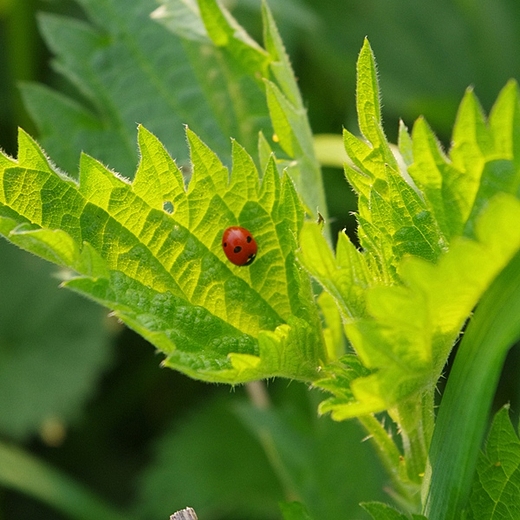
left=1, top=0, right=520, bottom=519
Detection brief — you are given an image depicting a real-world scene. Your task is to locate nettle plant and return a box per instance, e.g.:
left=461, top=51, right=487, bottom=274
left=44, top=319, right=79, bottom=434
left=2, top=1, right=520, bottom=519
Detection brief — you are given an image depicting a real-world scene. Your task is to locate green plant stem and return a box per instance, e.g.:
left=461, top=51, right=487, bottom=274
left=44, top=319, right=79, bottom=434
left=358, top=414, right=419, bottom=509
left=393, top=388, right=435, bottom=485
left=0, top=441, right=128, bottom=520
left=423, top=249, right=520, bottom=519
left=358, top=389, right=435, bottom=512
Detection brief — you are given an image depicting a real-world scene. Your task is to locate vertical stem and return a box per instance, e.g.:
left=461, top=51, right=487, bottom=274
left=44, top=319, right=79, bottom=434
left=392, top=387, right=435, bottom=485
left=357, top=388, right=435, bottom=512
left=358, top=413, right=420, bottom=511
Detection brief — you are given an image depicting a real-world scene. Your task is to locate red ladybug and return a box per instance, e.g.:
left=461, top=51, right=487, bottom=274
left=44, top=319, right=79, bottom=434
left=222, top=226, right=257, bottom=266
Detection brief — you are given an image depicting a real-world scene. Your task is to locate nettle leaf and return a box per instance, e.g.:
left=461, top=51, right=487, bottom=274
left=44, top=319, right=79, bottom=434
left=361, top=501, right=428, bottom=520
left=468, top=405, right=520, bottom=519
left=0, top=126, right=326, bottom=384
left=343, top=40, right=447, bottom=275
left=301, top=38, right=520, bottom=419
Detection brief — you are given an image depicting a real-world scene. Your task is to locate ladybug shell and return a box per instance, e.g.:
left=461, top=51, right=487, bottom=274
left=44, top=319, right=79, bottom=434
left=222, top=226, right=257, bottom=266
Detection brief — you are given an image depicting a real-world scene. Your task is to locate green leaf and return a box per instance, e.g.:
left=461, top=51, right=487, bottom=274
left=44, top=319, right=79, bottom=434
left=489, top=80, right=520, bottom=168
left=299, top=223, right=372, bottom=323
left=317, top=290, right=345, bottom=360
left=468, top=405, right=520, bottom=519
left=361, top=501, right=428, bottom=520
left=0, top=126, right=326, bottom=384
left=463, top=81, right=520, bottom=237
left=260, top=1, right=326, bottom=220
left=199, top=0, right=269, bottom=74
left=342, top=40, right=445, bottom=277
left=407, top=117, right=464, bottom=239
left=354, top=39, right=398, bottom=169
left=261, top=0, right=303, bottom=109
left=355, top=38, right=383, bottom=146
left=397, top=120, right=414, bottom=167
left=449, top=88, right=491, bottom=213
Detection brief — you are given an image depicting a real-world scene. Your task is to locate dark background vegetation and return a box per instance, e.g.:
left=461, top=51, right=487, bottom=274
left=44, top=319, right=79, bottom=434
left=1, top=0, right=520, bottom=519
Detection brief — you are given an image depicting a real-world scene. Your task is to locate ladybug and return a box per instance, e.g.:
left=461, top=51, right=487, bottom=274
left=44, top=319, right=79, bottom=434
left=222, top=226, right=257, bottom=266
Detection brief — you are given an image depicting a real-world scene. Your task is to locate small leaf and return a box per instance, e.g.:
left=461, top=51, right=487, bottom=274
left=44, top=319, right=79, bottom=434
left=264, top=79, right=326, bottom=218
left=489, top=80, right=520, bottom=166
left=459, top=82, right=520, bottom=238
left=299, top=223, right=371, bottom=322
left=398, top=120, right=414, bottom=167
left=469, top=405, right=520, bottom=519
left=355, top=38, right=397, bottom=169
left=317, top=291, right=345, bottom=360
left=199, top=0, right=269, bottom=75
left=408, top=117, right=464, bottom=239
left=450, top=87, right=491, bottom=198
left=362, top=501, right=428, bottom=520
left=356, top=38, right=383, bottom=144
